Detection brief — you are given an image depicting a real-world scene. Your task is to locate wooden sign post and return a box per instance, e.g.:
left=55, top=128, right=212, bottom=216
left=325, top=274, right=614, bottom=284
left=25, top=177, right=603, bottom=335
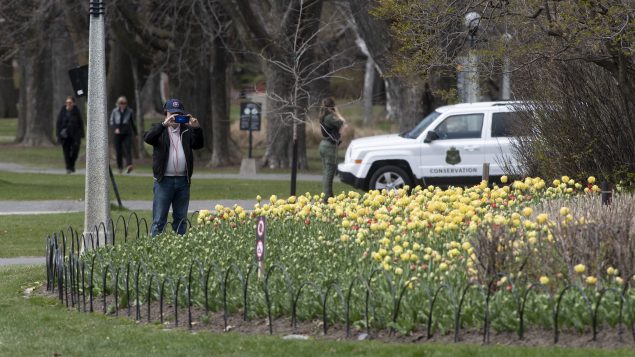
left=482, top=162, right=490, bottom=183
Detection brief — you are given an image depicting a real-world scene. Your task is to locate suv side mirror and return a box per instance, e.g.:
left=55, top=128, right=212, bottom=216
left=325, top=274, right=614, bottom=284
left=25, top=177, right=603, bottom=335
left=424, top=130, right=438, bottom=143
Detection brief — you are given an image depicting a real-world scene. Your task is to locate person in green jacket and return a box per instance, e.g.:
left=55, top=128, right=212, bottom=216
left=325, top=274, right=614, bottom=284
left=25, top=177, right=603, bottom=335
left=319, top=97, right=346, bottom=203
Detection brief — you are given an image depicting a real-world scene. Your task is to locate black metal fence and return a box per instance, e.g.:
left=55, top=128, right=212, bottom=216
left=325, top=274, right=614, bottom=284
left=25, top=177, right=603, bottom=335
left=45, top=212, right=635, bottom=344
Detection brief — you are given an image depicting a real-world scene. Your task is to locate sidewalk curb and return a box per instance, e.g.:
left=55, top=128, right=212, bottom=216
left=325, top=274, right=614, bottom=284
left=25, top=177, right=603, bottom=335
left=0, top=257, right=45, bottom=266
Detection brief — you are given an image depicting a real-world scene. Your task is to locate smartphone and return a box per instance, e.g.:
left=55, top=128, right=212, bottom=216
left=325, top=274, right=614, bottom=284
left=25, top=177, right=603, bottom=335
left=175, top=115, right=190, bottom=124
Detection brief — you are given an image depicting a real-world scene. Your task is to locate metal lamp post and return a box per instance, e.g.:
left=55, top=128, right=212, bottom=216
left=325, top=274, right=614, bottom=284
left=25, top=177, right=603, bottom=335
left=501, top=32, right=512, bottom=100
left=84, top=0, right=110, bottom=249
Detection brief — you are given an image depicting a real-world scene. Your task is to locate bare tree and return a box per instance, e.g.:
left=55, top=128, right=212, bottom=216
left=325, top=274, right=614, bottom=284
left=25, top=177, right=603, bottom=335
left=108, top=0, right=240, bottom=166
left=509, top=60, right=635, bottom=184
left=348, top=0, right=438, bottom=132
left=220, top=0, right=323, bottom=169
left=0, top=57, right=18, bottom=118
left=372, top=0, right=635, bottom=100
left=0, top=0, right=61, bottom=145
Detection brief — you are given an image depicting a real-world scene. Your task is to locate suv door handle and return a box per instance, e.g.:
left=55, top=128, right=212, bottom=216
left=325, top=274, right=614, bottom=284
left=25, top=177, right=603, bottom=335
left=463, top=146, right=479, bottom=151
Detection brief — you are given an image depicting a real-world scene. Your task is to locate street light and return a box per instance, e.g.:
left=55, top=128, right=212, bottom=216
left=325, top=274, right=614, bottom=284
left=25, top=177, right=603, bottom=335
left=84, top=0, right=110, bottom=249
left=501, top=32, right=512, bottom=100
left=464, top=11, right=481, bottom=47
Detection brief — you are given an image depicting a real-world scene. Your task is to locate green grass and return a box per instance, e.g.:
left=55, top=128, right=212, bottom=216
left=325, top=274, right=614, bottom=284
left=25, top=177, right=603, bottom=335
left=0, top=210, right=151, bottom=258
left=0, top=101, right=381, bottom=175
left=0, top=266, right=629, bottom=356
left=0, top=118, right=17, bottom=143
left=0, top=171, right=352, bottom=201
left=0, top=143, right=88, bottom=168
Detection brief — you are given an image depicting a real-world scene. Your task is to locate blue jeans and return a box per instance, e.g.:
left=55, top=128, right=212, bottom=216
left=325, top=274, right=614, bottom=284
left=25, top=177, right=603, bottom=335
left=150, top=176, right=190, bottom=237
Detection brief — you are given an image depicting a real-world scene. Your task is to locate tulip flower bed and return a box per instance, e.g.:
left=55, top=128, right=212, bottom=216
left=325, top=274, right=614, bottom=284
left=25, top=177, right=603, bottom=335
left=45, top=176, right=635, bottom=344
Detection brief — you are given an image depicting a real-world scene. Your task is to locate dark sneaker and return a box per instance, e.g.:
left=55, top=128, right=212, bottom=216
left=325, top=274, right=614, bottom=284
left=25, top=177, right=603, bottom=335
left=126, top=165, right=134, bottom=174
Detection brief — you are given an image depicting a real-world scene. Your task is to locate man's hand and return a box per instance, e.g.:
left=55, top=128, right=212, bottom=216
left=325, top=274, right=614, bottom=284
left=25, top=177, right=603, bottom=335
left=162, top=114, right=176, bottom=127
left=186, top=114, right=200, bottom=128
left=114, top=128, right=120, bottom=135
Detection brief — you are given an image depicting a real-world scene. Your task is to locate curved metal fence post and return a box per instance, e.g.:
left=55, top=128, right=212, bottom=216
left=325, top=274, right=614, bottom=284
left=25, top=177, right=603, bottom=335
left=124, top=262, right=132, bottom=316
left=125, top=211, right=140, bottom=242
left=392, top=279, right=414, bottom=337
left=88, top=255, right=97, bottom=312
left=172, top=277, right=183, bottom=328
left=323, top=283, right=344, bottom=336
left=243, top=263, right=259, bottom=321
left=553, top=285, right=573, bottom=344
left=146, top=273, right=156, bottom=323
left=159, top=277, right=167, bottom=324
left=134, top=262, right=144, bottom=321
left=263, top=264, right=294, bottom=335
left=222, top=263, right=246, bottom=331
left=113, top=267, right=121, bottom=316
left=45, top=236, right=52, bottom=291
left=188, top=264, right=196, bottom=330
left=81, top=260, right=87, bottom=312
left=482, top=279, right=496, bottom=344
left=102, top=265, right=110, bottom=314
left=454, top=283, right=473, bottom=343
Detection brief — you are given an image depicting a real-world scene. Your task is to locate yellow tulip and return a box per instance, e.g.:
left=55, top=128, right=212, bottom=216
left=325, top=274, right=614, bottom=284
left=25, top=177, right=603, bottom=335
left=574, top=264, right=586, bottom=274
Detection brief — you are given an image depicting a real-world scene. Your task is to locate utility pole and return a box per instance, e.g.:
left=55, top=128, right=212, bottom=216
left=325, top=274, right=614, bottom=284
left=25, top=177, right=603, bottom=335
left=84, top=0, right=110, bottom=248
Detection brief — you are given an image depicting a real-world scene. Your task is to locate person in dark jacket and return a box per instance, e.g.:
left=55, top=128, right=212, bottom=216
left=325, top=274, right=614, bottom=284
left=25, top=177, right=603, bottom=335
left=319, top=97, right=346, bottom=203
left=110, top=96, right=137, bottom=173
left=56, top=96, right=85, bottom=174
left=144, top=98, right=204, bottom=236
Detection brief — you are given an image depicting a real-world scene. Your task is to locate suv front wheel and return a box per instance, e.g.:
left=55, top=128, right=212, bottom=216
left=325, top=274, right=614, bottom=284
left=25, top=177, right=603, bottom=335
left=368, top=165, right=413, bottom=191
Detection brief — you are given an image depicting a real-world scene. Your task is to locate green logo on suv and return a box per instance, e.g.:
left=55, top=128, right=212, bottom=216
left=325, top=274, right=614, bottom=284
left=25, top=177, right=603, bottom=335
left=446, top=147, right=461, bottom=165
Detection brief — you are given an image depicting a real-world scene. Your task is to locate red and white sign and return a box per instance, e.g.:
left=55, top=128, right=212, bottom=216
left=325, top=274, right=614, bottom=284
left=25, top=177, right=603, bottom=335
left=255, top=216, right=266, bottom=262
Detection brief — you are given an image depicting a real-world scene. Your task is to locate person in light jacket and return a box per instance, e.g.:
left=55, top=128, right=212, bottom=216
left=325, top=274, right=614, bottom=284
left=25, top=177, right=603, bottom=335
left=110, top=96, right=137, bottom=173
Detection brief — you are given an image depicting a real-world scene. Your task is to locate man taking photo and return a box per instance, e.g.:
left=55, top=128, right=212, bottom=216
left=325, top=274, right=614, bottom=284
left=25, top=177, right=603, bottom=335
left=144, top=98, right=204, bottom=236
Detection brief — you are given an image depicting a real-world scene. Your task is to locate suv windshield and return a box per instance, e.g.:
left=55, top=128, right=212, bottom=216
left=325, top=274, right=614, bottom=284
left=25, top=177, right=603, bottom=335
left=400, top=111, right=441, bottom=139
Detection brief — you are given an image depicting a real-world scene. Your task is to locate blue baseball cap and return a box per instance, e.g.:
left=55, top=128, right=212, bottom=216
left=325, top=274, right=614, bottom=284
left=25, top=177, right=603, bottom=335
left=164, top=98, right=186, bottom=114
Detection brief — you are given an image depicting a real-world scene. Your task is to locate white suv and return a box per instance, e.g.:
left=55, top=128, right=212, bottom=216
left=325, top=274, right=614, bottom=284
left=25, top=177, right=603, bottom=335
left=338, top=101, right=523, bottom=190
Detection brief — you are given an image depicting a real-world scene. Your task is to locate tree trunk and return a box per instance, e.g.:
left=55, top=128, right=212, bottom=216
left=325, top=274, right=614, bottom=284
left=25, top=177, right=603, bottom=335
left=0, top=57, right=18, bottom=118
left=130, top=56, right=148, bottom=159
left=261, top=63, right=308, bottom=170
left=350, top=0, right=429, bottom=130
left=51, top=15, right=78, bottom=116
left=139, top=72, right=163, bottom=115
left=385, top=77, right=426, bottom=133
left=169, top=62, right=212, bottom=158
left=308, top=45, right=332, bottom=106
left=210, top=37, right=240, bottom=167
left=107, top=40, right=140, bottom=158
left=16, top=46, right=55, bottom=146
left=106, top=41, right=138, bottom=120
left=60, top=0, right=88, bottom=64
left=362, top=56, right=375, bottom=125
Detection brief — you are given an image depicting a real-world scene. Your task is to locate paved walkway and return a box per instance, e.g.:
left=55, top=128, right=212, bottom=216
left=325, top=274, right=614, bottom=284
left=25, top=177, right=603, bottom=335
left=0, top=162, right=322, bottom=182
left=0, top=257, right=44, bottom=266
left=0, top=160, right=287, bottom=266
left=0, top=199, right=257, bottom=215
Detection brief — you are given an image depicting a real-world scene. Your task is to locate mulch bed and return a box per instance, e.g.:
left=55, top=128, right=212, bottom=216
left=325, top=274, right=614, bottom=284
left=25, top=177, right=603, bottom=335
left=36, top=284, right=635, bottom=349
